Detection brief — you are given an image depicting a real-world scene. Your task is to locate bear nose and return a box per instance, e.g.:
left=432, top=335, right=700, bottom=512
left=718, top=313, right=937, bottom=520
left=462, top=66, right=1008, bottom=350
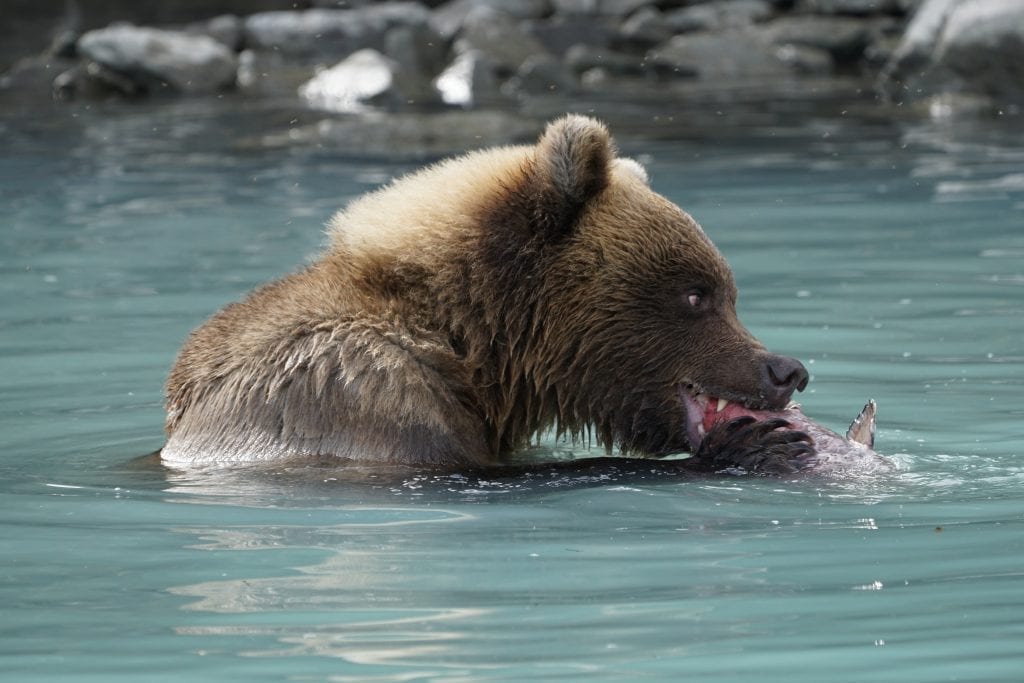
left=761, top=354, right=809, bottom=408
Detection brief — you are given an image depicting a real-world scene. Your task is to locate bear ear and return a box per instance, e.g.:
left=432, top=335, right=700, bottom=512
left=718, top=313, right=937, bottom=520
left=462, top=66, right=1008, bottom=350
left=533, top=115, right=615, bottom=237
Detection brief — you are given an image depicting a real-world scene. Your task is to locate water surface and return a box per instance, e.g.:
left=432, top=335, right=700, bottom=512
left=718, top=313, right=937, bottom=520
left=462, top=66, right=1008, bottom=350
left=2, top=101, right=1023, bottom=682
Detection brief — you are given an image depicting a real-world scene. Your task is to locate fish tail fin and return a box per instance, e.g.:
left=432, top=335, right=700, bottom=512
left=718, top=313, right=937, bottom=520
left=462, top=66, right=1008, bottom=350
left=846, top=399, right=877, bottom=449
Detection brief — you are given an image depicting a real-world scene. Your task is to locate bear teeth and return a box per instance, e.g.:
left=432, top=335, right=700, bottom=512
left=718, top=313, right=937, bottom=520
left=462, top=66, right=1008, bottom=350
left=697, top=423, right=706, bottom=438
left=716, top=398, right=728, bottom=413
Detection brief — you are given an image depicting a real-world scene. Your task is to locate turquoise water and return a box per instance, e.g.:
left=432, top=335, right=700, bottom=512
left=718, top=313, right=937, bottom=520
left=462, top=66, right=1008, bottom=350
left=2, top=101, right=1023, bottom=682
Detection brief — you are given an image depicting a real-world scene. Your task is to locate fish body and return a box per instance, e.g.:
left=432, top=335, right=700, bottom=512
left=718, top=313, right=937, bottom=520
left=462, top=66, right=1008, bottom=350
left=784, top=399, right=894, bottom=476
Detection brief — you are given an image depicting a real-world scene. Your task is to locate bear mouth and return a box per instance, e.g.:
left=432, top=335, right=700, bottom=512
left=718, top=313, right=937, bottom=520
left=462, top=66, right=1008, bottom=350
left=680, top=387, right=799, bottom=451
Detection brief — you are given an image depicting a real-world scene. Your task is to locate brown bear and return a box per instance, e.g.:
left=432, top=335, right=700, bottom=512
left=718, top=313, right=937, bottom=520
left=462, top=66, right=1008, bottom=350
left=162, top=115, right=812, bottom=473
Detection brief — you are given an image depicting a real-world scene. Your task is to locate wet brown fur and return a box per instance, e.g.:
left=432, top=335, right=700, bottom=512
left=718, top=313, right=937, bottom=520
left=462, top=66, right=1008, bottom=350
left=163, top=116, right=779, bottom=467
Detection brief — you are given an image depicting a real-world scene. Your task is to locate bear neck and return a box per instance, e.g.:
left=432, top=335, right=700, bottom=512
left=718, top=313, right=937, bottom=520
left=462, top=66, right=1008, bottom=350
left=429, top=196, right=591, bottom=457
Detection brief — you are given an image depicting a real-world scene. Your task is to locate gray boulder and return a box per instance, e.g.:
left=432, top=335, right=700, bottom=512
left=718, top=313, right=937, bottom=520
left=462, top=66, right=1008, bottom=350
left=937, top=0, right=1024, bottom=99
left=664, top=0, right=774, bottom=33
left=551, top=0, right=652, bottom=17
left=456, top=8, right=551, bottom=77
left=185, top=14, right=244, bottom=52
left=617, top=7, right=673, bottom=48
left=76, top=24, right=237, bottom=94
left=647, top=29, right=810, bottom=81
left=565, top=44, right=649, bottom=77
left=881, top=0, right=1024, bottom=102
left=236, top=50, right=321, bottom=98
left=525, top=14, right=616, bottom=56
left=758, top=15, right=873, bottom=62
left=383, top=22, right=449, bottom=103
left=797, top=0, right=902, bottom=14
left=506, top=54, right=578, bottom=96
left=433, top=0, right=553, bottom=40
left=243, top=3, right=433, bottom=59
left=775, top=44, right=835, bottom=75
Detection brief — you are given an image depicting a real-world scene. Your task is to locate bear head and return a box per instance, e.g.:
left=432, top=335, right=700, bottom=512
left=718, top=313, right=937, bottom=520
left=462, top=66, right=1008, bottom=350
left=457, top=115, right=809, bottom=456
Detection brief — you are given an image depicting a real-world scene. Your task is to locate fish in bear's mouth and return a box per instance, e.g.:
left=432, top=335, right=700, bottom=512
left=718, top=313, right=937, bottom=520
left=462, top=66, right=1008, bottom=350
left=679, top=386, right=891, bottom=477
left=679, top=388, right=793, bottom=451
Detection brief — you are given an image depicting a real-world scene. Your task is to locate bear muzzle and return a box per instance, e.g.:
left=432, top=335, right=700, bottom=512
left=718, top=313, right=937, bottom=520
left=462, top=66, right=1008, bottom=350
left=679, top=353, right=809, bottom=452
left=761, top=354, right=809, bottom=410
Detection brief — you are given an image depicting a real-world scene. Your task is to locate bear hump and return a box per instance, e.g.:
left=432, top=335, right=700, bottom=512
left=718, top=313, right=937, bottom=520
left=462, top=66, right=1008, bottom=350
left=328, top=144, right=531, bottom=257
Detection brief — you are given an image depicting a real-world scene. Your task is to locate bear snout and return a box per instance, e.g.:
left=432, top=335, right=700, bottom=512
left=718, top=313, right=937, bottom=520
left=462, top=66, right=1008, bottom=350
left=761, top=355, right=809, bottom=409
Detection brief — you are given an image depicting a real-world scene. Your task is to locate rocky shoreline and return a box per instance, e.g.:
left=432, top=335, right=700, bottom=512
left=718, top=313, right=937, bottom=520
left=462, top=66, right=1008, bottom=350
left=2, top=0, right=1021, bottom=155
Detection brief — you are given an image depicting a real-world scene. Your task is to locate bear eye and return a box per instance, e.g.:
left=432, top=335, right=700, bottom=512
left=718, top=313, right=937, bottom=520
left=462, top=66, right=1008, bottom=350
left=686, top=291, right=703, bottom=308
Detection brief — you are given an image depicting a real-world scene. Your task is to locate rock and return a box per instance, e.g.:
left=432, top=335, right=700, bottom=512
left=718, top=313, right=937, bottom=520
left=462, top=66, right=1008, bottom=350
left=53, top=59, right=147, bottom=99
left=456, top=8, right=551, bottom=77
left=76, top=24, right=237, bottom=94
left=506, top=54, right=578, bottom=95
left=565, top=44, right=649, bottom=76
left=383, top=22, right=448, bottom=104
left=759, top=15, right=873, bottom=62
left=664, top=0, right=774, bottom=33
left=932, top=0, right=1024, bottom=100
left=647, top=29, right=805, bottom=81
left=243, top=4, right=433, bottom=59
left=434, top=49, right=505, bottom=107
left=0, top=54, right=77, bottom=102
left=797, top=0, right=902, bottom=14
left=525, top=14, right=616, bottom=56
left=617, top=7, right=672, bottom=48
left=551, top=0, right=652, bottom=17
left=259, top=111, right=542, bottom=159
left=433, top=0, right=552, bottom=39
left=881, top=0, right=1024, bottom=102
left=897, top=0, right=927, bottom=11
left=186, top=14, right=244, bottom=52
left=774, top=44, right=834, bottom=74
left=884, top=0, right=956, bottom=71
left=236, top=49, right=319, bottom=98
left=299, top=49, right=404, bottom=113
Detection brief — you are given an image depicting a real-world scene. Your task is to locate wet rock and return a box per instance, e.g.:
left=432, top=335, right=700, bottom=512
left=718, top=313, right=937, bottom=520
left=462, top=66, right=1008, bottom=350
left=664, top=0, right=774, bottom=33
left=433, top=0, right=552, bottom=40
left=936, top=0, right=1024, bottom=100
left=551, top=0, right=651, bottom=17
left=759, top=15, right=873, bottom=62
left=881, top=0, right=1024, bottom=103
left=243, top=4, right=433, bottom=60
left=434, top=49, right=505, bottom=107
left=648, top=29, right=804, bottom=81
left=53, top=59, right=147, bottom=99
left=775, top=44, right=834, bottom=75
left=525, top=14, right=616, bottom=56
left=236, top=49, right=318, bottom=98
left=617, top=7, right=672, bottom=48
left=881, top=0, right=955, bottom=75
left=383, top=22, right=448, bottom=104
left=186, top=14, right=244, bottom=52
left=1, top=54, right=76, bottom=102
left=76, top=24, right=237, bottom=94
left=456, top=8, right=551, bottom=77
left=506, top=54, right=578, bottom=96
left=862, top=17, right=905, bottom=67
left=797, top=0, right=902, bottom=15
left=565, top=44, right=649, bottom=77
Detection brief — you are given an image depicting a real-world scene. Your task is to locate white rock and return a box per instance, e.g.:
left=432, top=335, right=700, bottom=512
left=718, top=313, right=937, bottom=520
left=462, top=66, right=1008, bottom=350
left=299, top=49, right=398, bottom=114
